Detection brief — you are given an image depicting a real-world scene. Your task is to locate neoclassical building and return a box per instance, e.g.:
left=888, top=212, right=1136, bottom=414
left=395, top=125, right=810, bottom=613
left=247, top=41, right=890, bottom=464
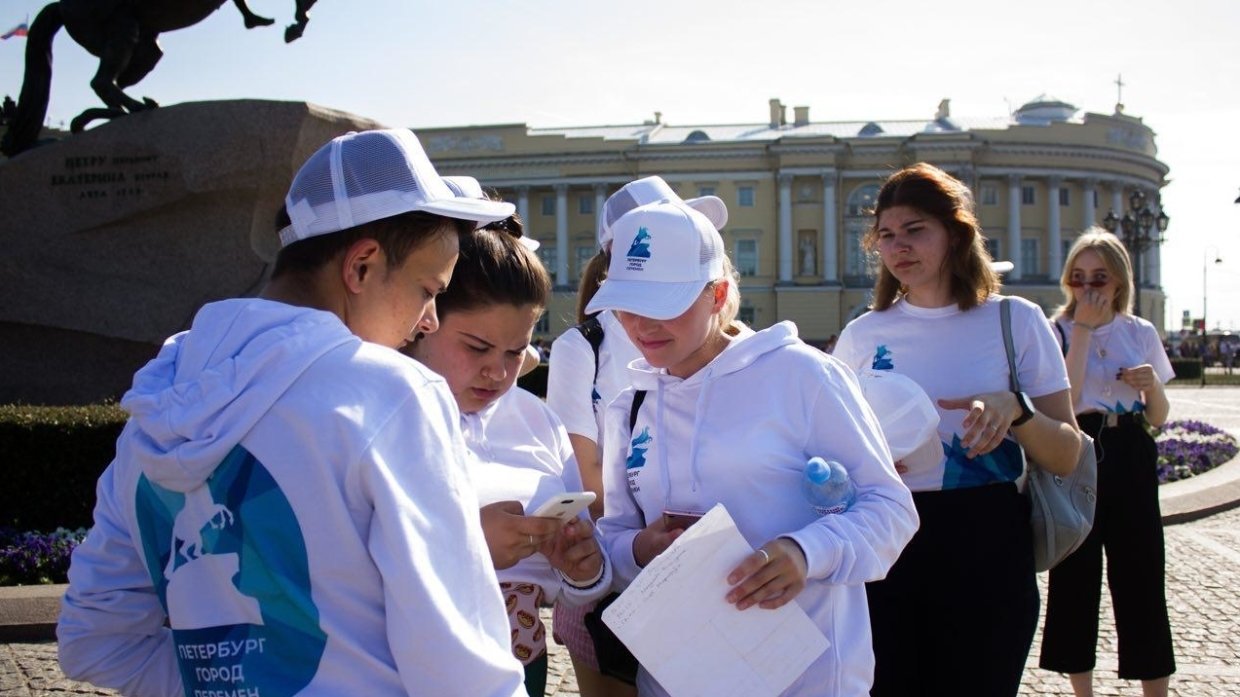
left=420, top=96, right=1170, bottom=344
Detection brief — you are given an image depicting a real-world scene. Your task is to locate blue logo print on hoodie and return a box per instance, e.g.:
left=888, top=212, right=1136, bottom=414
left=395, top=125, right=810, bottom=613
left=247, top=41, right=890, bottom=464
left=627, top=427, right=652, bottom=469
left=135, top=445, right=326, bottom=696
left=627, top=227, right=652, bottom=259
left=872, top=345, right=894, bottom=371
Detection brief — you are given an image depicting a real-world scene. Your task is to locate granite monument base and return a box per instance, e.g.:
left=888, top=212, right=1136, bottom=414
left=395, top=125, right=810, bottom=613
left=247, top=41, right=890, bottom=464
left=0, top=100, right=384, bottom=404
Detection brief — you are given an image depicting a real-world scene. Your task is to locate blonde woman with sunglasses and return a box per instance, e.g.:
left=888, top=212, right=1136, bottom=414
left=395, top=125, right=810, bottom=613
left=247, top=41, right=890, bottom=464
left=1039, top=227, right=1175, bottom=697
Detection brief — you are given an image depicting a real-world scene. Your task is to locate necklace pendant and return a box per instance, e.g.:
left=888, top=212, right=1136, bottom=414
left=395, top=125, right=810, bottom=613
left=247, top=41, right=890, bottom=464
left=1097, top=348, right=1107, bottom=359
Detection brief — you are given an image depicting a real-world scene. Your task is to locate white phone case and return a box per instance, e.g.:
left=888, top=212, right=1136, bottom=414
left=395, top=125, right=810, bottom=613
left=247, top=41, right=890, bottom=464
left=530, top=492, right=596, bottom=522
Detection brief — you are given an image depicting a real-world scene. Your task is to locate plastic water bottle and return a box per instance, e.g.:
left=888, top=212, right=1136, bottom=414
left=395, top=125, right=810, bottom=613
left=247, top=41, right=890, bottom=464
left=802, top=456, right=856, bottom=515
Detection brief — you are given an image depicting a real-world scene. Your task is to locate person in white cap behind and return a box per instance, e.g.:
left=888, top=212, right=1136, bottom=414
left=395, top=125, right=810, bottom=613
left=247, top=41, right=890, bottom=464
left=589, top=198, right=918, bottom=697
left=544, top=176, right=726, bottom=696
left=57, top=129, right=529, bottom=696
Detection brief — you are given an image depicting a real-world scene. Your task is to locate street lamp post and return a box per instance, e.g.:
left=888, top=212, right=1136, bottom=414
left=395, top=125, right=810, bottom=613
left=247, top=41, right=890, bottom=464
left=1102, top=189, right=1170, bottom=318
left=1201, top=248, right=1223, bottom=387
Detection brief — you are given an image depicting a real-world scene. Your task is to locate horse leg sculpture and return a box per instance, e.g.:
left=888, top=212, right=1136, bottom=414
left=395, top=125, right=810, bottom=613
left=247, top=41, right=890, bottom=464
left=88, top=15, right=155, bottom=115
left=284, top=0, right=317, bottom=43
left=69, top=21, right=161, bottom=134
left=232, top=0, right=274, bottom=28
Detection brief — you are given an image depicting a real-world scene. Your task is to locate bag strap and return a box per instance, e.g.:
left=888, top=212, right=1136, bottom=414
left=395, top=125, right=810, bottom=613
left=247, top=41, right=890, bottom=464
left=999, top=298, right=1021, bottom=393
left=1001, top=299, right=1039, bottom=481
left=1053, top=319, right=1069, bottom=357
left=628, top=390, right=647, bottom=432
left=574, top=315, right=605, bottom=383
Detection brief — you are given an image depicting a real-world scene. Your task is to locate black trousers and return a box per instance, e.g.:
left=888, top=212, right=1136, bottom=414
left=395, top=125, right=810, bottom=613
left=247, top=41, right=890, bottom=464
left=1039, top=413, right=1175, bottom=680
left=869, top=483, right=1039, bottom=697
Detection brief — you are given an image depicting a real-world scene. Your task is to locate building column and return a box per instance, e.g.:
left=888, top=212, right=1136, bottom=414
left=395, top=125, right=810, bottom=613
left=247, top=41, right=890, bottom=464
left=555, top=184, right=569, bottom=287
left=778, top=173, right=793, bottom=283
left=1111, top=184, right=1124, bottom=221
left=1007, top=174, right=1023, bottom=281
left=821, top=170, right=838, bottom=283
left=516, top=186, right=530, bottom=231
left=593, top=183, right=607, bottom=244
left=1082, top=177, right=1097, bottom=230
left=1048, top=176, right=1063, bottom=276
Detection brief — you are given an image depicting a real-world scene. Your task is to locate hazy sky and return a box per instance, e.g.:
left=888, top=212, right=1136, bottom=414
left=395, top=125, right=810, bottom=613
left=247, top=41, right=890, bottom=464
left=3, top=0, right=1238, bottom=333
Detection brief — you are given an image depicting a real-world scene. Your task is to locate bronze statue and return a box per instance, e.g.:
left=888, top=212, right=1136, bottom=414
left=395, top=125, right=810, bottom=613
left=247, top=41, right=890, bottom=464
left=1, top=0, right=318, bottom=157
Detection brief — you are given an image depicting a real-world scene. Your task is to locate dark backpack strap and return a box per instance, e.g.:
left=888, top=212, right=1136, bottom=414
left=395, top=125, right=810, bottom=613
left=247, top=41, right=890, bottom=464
left=628, top=390, right=647, bottom=432
left=574, top=315, right=605, bottom=383
left=1053, top=319, right=1069, bottom=357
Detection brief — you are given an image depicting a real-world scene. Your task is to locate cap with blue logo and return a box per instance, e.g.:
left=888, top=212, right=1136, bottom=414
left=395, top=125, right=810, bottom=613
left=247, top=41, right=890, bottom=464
left=597, top=176, right=728, bottom=251
left=585, top=199, right=726, bottom=320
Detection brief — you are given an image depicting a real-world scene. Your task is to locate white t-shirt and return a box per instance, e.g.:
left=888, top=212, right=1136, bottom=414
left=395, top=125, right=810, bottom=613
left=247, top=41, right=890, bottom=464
left=462, top=387, right=611, bottom=606
left=545, top=310, right=643, bottom=445
left=835, top=295, right=1070, bottom=492
left=1053, top=314, right=1174, bottom=415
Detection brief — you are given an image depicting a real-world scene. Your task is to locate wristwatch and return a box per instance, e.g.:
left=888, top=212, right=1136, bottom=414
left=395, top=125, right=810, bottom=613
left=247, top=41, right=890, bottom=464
left=1012, top=391, right=1036, bottom=427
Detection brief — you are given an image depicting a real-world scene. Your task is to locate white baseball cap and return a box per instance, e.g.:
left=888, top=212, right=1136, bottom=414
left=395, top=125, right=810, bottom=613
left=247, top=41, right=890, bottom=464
left=585, top=199, right=726, bottom=320
left=598, top=176, right=728, bottom=250
left=279, top=129, right=515, bottom=247
left=441, top=175, right=540, bottom=251
left=855, top=368, right=942, bottom=474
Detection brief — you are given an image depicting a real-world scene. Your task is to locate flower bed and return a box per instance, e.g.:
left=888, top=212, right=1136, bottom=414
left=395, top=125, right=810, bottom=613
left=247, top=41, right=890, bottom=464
left=1156, top=420, right=1240, bottom=484
left=0, top=527, right=87, bottom=585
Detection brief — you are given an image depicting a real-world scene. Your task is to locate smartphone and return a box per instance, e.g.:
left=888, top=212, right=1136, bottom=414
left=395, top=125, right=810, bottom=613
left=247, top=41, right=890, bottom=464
left=662, top=509, right=704, bottom=532
left=530, top=492, right=597, bottom=523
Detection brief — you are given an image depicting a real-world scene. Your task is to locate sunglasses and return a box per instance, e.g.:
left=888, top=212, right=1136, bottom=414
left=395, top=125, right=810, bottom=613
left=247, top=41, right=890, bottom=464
left=1066, top=278, right=1109, bottom=289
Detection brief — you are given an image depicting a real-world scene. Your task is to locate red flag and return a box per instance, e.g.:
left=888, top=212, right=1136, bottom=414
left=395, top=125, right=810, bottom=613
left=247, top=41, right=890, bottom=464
left=1, top=22, right=28, bottom=40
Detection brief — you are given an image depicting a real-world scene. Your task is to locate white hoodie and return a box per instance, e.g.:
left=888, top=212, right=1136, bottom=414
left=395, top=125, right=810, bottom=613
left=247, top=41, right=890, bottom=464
left=597, top=321, right=918, bottom=697
left=57, top=298, right=525, bottom=697
left=462, top=387, right=612, bottom=606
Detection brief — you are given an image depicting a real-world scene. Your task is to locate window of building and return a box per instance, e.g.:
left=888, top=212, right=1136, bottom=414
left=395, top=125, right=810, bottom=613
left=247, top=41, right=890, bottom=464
left=1059, top=188, right=1071, bottom=207
left=575, top=243, right=594, bottom=280
left=1021, top=238, right=1040, bottom=276
left=735, top=239, right=759, bottom=277
left=534, top=310, right=549, bottom=334
left=1093, top=190, right=1099, bottom=207
left=538, top=246, right=557, bottom=276
left=1021, top=186, right=1036, bottom=206
left=578, top=196, right=593, bottom=215
left=985, top=238, right=1000, bottom=262
left=698, top=185, right=716, bottom=198
left=981, top=185, right=998, bottom=206
left=845, top=184, right=880, bottom=280
left=738, top=185, right=756, bottom=207
left=846, top=183, right=879, bottom=217
left=738, top=305, right=756, bottom=326
left=541, top=196, right=556, bottom=216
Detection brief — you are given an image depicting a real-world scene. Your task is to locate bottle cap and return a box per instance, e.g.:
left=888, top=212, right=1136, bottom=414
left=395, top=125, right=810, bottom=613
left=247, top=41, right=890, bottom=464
left=806, top=456, right=832, bottom=485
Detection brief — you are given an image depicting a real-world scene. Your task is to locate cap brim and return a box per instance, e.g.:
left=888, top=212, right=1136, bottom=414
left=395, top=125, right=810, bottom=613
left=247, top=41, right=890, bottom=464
left=686, top=195, right=728, bottom=230
left=420, top=198, right=515, bottom=227
left=585, top=277, right=708, bottom=320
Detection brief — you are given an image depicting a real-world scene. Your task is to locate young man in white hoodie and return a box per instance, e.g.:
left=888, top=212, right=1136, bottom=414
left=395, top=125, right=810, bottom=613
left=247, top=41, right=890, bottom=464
left=56, top=129, right=530, bottom=697
left=587, top=199, right=919, bottom=696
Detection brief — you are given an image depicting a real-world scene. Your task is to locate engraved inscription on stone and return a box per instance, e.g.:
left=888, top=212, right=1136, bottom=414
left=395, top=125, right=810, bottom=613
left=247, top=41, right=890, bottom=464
left=49, top=153, right=176, bottom=202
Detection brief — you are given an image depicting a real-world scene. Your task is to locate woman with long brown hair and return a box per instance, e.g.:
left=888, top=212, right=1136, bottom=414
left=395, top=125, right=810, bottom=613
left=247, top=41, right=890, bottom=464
left=834, top=163, right=1081, bottom=696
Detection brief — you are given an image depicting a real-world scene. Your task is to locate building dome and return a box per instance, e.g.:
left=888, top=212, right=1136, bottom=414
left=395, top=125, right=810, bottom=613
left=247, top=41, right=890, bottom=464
left=1013, top=95, right=1078, bottom=125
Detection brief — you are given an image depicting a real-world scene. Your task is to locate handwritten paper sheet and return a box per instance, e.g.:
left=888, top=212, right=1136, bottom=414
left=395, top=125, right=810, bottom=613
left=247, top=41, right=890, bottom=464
left=602, top=504, right=829, bottom=697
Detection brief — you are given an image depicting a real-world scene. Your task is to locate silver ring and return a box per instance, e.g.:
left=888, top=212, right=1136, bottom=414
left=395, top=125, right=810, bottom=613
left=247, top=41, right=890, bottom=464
left=757, top=549, right=770, bottom=565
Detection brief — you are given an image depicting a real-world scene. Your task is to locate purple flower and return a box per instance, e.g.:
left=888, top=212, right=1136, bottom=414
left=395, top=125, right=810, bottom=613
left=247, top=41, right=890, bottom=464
left=1155, top=420, right=1239, bottom=484
left=0, top=527, right=87, bottom=585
